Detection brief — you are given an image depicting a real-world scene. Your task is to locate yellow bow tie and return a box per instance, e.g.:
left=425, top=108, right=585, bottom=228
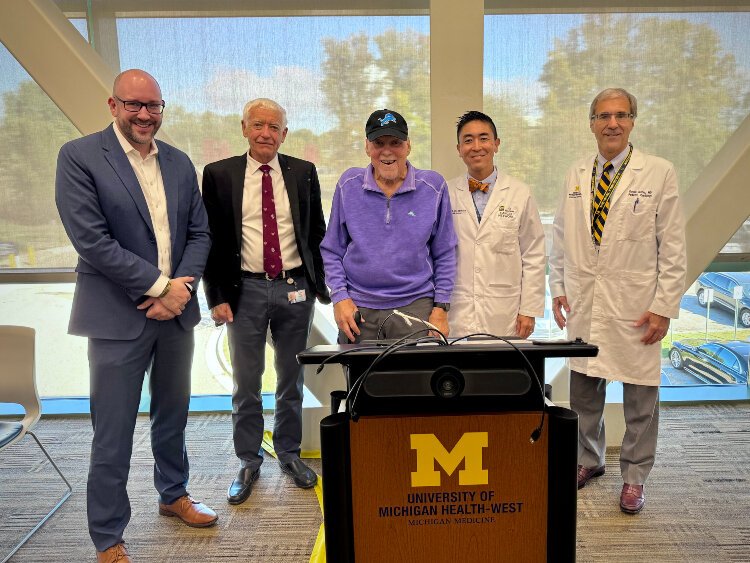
left=468, top=177, right=490, bottom=193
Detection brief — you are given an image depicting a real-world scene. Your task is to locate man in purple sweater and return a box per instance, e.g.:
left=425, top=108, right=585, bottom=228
left=321, top=109, right=457, bottom=343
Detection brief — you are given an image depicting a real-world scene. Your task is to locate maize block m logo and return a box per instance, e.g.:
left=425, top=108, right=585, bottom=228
left=410, top=432, right=488, bottom=487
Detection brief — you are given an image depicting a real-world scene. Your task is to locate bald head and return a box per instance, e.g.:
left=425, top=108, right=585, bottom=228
left=113, top=69, right=161, bottom=99
left=108, top=69, right=164, bottom=157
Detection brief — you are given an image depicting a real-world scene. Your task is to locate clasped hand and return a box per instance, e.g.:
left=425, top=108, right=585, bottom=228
left=137, top=276, right=195, bottom=321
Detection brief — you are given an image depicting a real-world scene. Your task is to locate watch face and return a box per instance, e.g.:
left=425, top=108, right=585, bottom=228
left=435, top=302, right=450, bottom=312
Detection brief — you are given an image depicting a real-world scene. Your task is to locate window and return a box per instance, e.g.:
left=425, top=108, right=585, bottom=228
left=667, top=263, right=750, bottom=387
left=0, top=19, right=88, bottom=270
left=481, top=9, right=750, bottom=390
left=0, top=7, right=431, bottom=400
left=483, top=11, right=750, bottom=219
left=114, top=14, right=430, bottom=209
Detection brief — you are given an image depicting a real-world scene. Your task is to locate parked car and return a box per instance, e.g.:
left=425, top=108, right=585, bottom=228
left=695, top=272, right=750, bottom=327
left=668, top=340, right=750, bottom=384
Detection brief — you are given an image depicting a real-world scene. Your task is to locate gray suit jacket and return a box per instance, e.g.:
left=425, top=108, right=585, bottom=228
left=55, top=123, right=211, bottom=340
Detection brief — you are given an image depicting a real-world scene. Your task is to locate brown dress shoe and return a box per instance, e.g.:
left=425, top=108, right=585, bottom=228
left=158, top=495, right=218, bottom=527
left=577, top=464, right=605, bottom=489
left=620, top=483, right=645, bottom=514
left=97, top=542, right=131, bottom=562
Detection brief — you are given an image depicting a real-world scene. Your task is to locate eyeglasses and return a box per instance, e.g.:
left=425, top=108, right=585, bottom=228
left=590, top=112, right=634, bottom=123
left=114, top=95, right=165, bottom=115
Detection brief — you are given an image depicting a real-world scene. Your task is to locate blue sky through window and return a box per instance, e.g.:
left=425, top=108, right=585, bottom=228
left=1, top=12, right=748, bottom=128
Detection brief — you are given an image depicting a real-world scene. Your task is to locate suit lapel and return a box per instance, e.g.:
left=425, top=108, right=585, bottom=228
left=156, top=142, right=178, bottom=248
left=455, top=177, right=480, bottom=230
left=610, top=149, right=642, bottom=207
left=101, top=124, right=154, bottom=233
left=580, top=156, right=595, bottom=235
left=280, top=154, right=302, bottom=236
left=478, top=174, right=510, bottom=235
left=231, top=154, right=247, bottom=250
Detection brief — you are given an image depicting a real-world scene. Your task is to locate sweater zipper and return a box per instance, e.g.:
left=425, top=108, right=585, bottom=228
left=386, top=197, right=391, bottom=224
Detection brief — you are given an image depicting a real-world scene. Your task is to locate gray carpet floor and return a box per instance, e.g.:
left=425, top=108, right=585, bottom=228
left=1, top=404, right=748, bottom=562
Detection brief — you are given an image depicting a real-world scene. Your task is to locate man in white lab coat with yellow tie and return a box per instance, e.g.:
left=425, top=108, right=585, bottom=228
left=549, top=88, right=686, bottom=514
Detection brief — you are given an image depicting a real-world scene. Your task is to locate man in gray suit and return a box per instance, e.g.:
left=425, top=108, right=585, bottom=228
left=55, top=69, right=215, bottom=563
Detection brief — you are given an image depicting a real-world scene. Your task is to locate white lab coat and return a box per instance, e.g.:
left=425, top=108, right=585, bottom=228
left=548, top=149, right=686, bottom=385
left=447, top=173, right=546, bottom=337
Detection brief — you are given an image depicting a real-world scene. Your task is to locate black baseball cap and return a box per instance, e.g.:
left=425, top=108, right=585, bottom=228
left=365, top=109, right=408, bottom=141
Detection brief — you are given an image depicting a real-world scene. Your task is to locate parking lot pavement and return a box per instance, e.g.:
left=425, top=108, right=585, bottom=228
left=661, top=364, right=704, bottom=386
left=680, top=295, right=740, bottom=329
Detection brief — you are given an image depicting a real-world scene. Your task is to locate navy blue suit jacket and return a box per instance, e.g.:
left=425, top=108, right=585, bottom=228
left=55, top=124, right=211, bottom=340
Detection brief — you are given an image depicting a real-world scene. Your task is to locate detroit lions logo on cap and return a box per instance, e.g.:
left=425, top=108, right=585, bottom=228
left=378, top=113, right=397, bottom=126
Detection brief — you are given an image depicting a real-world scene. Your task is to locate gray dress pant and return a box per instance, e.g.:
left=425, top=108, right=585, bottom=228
left=87, top=318, right=192, bottom=552
left=228, top=275, right=314, bottom=469
left=570, top=370, right=660, bottom=485
left=338, top=297, right=435, bottom=343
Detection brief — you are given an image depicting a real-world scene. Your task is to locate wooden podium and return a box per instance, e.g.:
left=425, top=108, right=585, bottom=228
left=298, top=339, right=598, bottom=563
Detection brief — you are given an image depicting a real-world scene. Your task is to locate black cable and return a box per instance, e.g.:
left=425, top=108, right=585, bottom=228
left=450, top=333, right=547, bottom=444
left=348, top=330, right=447, bottom=420
left=314, top=344, right=383, bottom=375
left=348, top=331, right=443, bottom=410
left=316, top=318, right=448, bottom=416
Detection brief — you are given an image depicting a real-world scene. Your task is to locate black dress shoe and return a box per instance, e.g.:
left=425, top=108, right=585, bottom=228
left=227, top=467, right=260, bottom=505
left=279, top=458, right=317, bottom=489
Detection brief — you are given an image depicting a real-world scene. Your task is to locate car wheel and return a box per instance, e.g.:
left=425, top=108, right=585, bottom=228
left=697, top=288, right=708, bottom=307
left=669, top=349, right=684, bottom=369
left=741, top=309, right=750, bottom=328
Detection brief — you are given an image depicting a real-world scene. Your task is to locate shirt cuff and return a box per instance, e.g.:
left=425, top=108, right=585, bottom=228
left=145, top=275, right=170, bottom=298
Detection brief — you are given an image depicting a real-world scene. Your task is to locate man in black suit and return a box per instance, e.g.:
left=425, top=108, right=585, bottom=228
left=202, top=98, right=329, bottom=504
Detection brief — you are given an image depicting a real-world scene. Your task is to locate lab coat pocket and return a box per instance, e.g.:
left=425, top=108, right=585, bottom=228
left=493, top=228, right=517, bottom=255
left=617, top=202, right=656, bottom=242
left=487, top=282, right=521, bottom=296
left=616, top=271, right=657, bottom=322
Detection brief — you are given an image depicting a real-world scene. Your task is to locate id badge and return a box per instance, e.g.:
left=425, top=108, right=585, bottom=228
left=288, top=289, right=306, bottom=304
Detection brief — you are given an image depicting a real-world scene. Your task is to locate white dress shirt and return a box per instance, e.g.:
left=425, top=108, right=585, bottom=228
left=113, top=122, right=171, bottom=297
left=469, top=166, right=498, bottom=221
left=241, top=152, right=302, bottom=273
left=595, top=145, right=630, bottom=182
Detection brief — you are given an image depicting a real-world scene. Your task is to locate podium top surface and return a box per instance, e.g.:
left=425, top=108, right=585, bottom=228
left=298, top=338, right=598, bottom=365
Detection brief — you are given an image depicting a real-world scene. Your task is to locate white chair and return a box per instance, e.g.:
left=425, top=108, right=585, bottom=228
left=0, top=326, right=72, bottom=563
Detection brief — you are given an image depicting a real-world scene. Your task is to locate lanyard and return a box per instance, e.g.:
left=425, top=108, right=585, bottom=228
left=590, top=143, right=633, bottom=244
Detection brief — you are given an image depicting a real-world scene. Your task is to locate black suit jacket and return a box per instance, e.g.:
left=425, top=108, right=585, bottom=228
left=202, top=152, right=330, bottom=312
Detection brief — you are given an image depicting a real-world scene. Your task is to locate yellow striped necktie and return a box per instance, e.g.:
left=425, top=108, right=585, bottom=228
left=592, top=161, right=614, bottom=245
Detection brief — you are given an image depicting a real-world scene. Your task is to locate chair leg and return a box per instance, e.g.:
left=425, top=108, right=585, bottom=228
left=1, top=431, right=73, bottom=563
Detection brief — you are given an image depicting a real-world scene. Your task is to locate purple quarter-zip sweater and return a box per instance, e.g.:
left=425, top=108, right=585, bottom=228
left=321, top=161, right=457, bottom=309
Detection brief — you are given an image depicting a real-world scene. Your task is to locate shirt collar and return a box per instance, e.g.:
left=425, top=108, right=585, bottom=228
left=247, top=152, right=281, bottom=175
left=113, top=121, right=158, bottom=159
left=597, top=145, right=631, bottom=172
left=363, top=161, right=416, bottom=193
left=468, top=166, right=498, bottom=189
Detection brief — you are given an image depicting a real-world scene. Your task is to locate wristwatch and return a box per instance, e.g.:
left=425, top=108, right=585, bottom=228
left=433, top=302, right=450, bottom=312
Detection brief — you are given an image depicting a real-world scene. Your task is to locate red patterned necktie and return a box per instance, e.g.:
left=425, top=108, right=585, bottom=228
left=468, top=177, right=489, bottom=193
left=260, top=164, right=282, bottom=278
